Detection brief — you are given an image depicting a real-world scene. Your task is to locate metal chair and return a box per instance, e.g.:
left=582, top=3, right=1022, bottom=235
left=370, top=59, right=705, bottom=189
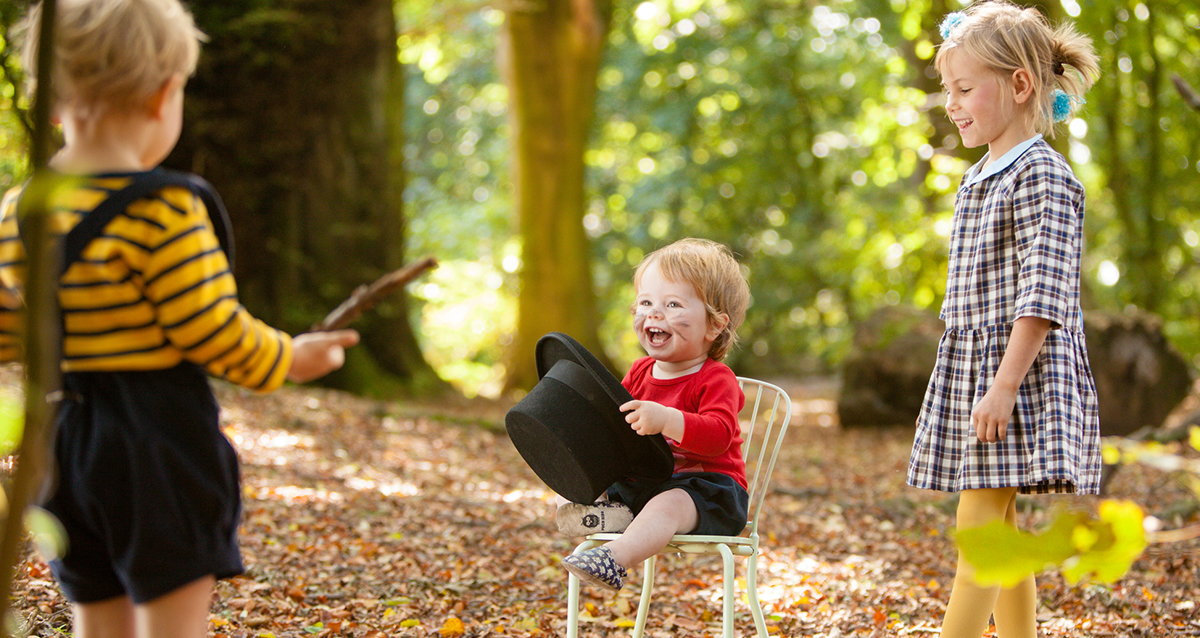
left=565, top=377, right=793, bottom=638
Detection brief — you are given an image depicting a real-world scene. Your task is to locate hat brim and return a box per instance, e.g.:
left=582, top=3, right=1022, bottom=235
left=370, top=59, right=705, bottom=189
left=504, top=333, right=674, bottom=504
left=535, top=332, right=674, bottom=479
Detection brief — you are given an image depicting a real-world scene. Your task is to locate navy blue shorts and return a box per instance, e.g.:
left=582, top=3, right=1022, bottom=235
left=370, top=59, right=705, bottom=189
left=608, top=471, right=749, bottom=536
left=43, top=363, right=243, bottom=604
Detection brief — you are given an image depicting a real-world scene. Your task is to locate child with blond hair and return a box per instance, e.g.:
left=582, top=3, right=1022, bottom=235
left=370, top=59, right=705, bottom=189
left=559, top=238, right=752, bottom=591
left=908, top=2, right=1101, bottom=636
left=2, top=1, right=358, bottom=636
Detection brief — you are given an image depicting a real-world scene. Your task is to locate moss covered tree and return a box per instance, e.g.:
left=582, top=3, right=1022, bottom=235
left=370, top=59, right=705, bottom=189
left=170, top=0, right=445, bottom=397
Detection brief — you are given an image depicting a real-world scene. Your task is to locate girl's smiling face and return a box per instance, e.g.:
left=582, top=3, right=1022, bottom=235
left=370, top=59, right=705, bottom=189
left=632, top=261, right=721, bottom=373
left=940, top=49, right=1033, bottom=161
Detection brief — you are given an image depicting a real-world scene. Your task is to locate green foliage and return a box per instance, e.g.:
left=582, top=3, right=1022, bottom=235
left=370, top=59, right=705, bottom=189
left=399, top=0, right=967, bottom=393
left=0, top=395, right=20, bottom=456
left=955, top=500, right=1147, bottom=588
left=5, top=0, right=1200, bottom=396
left=23, top=505, right=66, bottom=562
left=398, top=2, right=516, bottom=394
left=957, top=429, right=1200, bottom=589
left=586, top=0, right=960, bottom=375
left=1069, top=5, right=1200, bottom=365
left=411, top=260, right=515, bottom=398
left=0, top=1, right=30, bottom=191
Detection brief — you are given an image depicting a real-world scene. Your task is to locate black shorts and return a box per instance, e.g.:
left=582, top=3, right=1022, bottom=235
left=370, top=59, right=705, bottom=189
left=42, top=363, right=243, bottom=604
left=607, top=471, right=749, bottom=536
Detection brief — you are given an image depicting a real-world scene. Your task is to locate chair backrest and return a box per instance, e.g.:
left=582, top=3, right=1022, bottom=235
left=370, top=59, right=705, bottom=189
left=736, top=377, right=793, bottom=535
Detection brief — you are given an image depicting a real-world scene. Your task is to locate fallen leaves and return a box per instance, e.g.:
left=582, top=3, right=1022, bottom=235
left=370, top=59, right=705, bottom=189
left=6, top=378, right=1200, bottom=637
left=437, top=616, right=464, bottom=636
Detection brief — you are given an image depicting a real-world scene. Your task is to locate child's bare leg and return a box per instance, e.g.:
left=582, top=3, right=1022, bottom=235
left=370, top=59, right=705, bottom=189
left=993, top=495, right=1038, bottom=638
left=73, top=595, right=134, bottom=638
left=135, top=575, right=215, bottom=638
left=941, top=487, right=1018, bottom=638
left=603, top=488, right=698, bottom=568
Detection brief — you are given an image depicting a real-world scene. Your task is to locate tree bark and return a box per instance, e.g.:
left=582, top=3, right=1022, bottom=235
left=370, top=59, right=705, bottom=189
left=169, top=0, right=446, bottom=396
left=498, top=0, right=614, bottom=392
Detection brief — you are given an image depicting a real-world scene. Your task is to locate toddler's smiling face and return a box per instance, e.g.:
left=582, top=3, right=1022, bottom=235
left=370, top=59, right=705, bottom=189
left=632, top=261, right=716, bottom=372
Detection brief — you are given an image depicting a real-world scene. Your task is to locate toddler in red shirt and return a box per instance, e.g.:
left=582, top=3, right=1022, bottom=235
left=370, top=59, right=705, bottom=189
left=558, top=238, right=751, bottom=591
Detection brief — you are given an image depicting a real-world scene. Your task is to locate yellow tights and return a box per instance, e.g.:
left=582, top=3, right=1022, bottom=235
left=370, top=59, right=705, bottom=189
left=941, top=487, right=1038, bottom=638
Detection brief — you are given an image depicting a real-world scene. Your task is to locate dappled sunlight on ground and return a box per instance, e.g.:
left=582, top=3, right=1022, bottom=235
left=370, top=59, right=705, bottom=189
left=7, top=374, right=1200, bottom=637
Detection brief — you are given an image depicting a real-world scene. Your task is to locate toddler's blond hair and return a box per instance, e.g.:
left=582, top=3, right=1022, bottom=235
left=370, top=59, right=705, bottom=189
left=634, top=238, right=750, bottom=362
left=19, top=0, right=204, bottom=116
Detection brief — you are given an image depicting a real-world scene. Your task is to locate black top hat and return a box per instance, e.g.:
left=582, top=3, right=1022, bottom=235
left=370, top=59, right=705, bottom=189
left=505, top=332, right=674, bottom=504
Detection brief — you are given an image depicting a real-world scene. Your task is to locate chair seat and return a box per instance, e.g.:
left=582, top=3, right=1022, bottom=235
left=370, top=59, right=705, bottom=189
left=586, top=532, right=759, bottom=556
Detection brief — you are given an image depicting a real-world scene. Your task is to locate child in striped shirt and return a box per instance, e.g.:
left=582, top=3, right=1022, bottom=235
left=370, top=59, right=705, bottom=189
left=1, top=1, right=358, bottom=636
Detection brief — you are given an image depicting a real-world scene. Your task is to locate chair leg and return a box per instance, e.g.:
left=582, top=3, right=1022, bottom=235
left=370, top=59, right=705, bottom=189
left=717, top=544, right=736, bottom=638
left=631, top=554, right=655, bottom=638
left=566, top=540, right=602, bottom=638
left=567, top=570, right=582, bottom=638
left=745, top=551, right=770, bottom=637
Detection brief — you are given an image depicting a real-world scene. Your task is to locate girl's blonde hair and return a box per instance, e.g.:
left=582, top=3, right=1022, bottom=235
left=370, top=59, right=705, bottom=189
left=633, top=238, right=751, bottom=362
left=18, top=0, right=205, bottom=116
left=936, top=0, right=1099, bottom=138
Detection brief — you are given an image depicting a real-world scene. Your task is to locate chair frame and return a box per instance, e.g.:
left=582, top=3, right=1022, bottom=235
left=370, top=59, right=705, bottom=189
left=565, top=377, right=793, bottom=638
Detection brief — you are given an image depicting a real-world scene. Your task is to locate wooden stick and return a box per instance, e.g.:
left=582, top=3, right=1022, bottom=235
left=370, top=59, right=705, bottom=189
left=311, top=256, right=438, bottom=331
left=1172, top=74, right=1200, bottom=111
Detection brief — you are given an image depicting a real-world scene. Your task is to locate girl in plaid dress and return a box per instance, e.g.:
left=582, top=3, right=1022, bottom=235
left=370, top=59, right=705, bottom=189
left=908, top=3, right=1100, bottom=637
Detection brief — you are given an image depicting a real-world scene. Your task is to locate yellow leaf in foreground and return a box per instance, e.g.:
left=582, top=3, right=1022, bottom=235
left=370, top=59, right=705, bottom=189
left=439, top=616, right=466, bottom=637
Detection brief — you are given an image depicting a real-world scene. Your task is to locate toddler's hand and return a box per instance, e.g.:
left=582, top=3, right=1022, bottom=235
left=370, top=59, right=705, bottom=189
left=971, top=387, right=1016, bottom=443
left=287, top=330, right=360, bottom=383
left=619, top=399, right=683, bottom=439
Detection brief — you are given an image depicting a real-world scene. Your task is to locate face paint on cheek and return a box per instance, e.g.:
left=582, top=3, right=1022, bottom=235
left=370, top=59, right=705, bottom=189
left=633, top=307, right=650, bottom=329
left=668, top=317, right=692, bottom=340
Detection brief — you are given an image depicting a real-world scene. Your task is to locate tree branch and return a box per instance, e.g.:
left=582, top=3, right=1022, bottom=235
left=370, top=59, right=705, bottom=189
left=311, top=256, right=438, bottom=331
left=1172, top=74, right=1200, bottom=111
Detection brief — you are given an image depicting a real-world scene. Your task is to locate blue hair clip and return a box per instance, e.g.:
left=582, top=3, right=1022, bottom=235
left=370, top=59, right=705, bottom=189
left=1052, top=89, right=1085, bottom=123
left=940, top=12, right=965, bottom=39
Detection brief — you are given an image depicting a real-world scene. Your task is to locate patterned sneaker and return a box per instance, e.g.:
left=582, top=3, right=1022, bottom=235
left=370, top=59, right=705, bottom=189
left=562, top=546, right=627, bottom=591
left=556, top=501, right=633, bottom=537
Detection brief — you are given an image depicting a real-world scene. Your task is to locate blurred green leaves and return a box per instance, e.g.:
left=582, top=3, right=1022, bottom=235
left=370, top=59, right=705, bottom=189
left=0, top=396, right=20, bottom=457
left=958, top=429, right=1200, bottom=588
left=956, top=500, right=1148, bottom=588
left=23, top=506, right=65, bottom=562
left=0, top=395, right=67, bottom=564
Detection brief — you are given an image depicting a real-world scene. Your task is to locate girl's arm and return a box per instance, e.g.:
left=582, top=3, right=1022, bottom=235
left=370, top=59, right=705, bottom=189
left=972, top=316, right=1052, bottom=442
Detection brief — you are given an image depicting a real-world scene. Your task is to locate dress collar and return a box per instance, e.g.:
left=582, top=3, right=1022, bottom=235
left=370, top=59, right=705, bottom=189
left=964, top=134, right=1043, bottom=186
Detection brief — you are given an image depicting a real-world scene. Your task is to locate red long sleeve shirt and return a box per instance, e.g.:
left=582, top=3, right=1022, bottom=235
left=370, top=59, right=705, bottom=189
left=622, top=356, right=747, bottom=488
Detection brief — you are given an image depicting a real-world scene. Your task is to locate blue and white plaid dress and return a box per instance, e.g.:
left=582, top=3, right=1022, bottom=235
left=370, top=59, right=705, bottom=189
left=908, top=137, right=1101, bottom=495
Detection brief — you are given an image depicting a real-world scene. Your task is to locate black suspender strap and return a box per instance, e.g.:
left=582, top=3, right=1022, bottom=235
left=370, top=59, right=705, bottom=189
left=57, top=168, right=235, bottom=274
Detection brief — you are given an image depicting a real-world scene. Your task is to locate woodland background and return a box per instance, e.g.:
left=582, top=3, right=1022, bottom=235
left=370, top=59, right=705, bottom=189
left=0, top=0, right=1199, bottom=635
left=2, top=0, right=1199, bottom=400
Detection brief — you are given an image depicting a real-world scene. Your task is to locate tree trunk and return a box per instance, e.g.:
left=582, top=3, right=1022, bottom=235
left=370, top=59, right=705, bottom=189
left=169, top=0, right=446, bottom=397
left=498, top=0, right=613, bottom=392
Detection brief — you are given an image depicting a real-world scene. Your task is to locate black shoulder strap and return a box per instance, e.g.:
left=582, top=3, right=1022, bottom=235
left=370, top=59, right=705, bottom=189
left=58, top=168, right=235, bottom=274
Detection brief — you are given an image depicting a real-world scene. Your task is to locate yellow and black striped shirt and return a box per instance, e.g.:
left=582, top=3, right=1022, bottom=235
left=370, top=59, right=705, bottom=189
left=0, top=173, right=292, bottom=392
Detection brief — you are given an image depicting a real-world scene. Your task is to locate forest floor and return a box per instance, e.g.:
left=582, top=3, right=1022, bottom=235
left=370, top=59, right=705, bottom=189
left=10, top=375, right=1200, bottom=637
